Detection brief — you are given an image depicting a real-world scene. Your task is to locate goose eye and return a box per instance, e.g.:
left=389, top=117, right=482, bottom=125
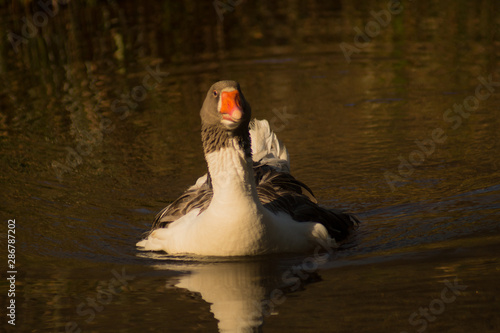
left=213, top=90, right=218, bottom=97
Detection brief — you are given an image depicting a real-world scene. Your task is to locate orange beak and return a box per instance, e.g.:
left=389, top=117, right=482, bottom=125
left=220, top=90, right=243, bottom=121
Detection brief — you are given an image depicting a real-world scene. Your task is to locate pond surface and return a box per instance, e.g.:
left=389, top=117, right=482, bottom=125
left=1, top=0, right=500, bottom=332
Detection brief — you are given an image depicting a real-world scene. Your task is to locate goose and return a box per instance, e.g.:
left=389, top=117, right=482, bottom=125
left=137, top=80, right=358, bottom=256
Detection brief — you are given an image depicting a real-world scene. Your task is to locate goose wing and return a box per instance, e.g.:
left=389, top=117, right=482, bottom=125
left=151, top=174, right=213, bottom=229
left=254, top=164, right=359, bottom=241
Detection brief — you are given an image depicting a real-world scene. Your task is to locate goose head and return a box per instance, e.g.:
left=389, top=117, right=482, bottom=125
left=200, top=80, right=251, bottom=132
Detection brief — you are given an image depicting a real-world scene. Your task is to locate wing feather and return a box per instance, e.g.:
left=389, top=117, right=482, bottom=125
left=254, top=163, right=359, bottom=240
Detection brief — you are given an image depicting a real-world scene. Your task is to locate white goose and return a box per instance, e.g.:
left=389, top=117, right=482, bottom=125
left=137, top=80, right=358, bottom=256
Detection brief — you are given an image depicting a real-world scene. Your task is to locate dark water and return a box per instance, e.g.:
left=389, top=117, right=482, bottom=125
left=1, top=0, right=500, bottom=332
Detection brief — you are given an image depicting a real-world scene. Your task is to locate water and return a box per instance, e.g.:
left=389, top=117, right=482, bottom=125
left=1, top=1, right=500, bottom=332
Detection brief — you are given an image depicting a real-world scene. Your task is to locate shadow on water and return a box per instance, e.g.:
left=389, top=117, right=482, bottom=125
left=1, top=0, right=500, bottom=332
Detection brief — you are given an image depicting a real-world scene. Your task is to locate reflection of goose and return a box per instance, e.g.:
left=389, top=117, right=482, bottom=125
left=174, top=262, right=265, bottom=332
left=154, top=258, right=322, bottom=333
left=137, top=81, right=358, bottom=256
